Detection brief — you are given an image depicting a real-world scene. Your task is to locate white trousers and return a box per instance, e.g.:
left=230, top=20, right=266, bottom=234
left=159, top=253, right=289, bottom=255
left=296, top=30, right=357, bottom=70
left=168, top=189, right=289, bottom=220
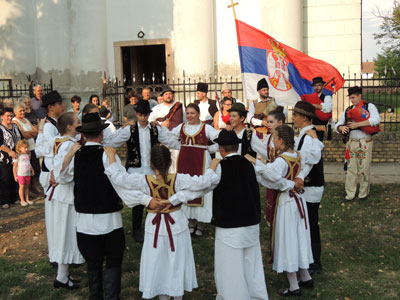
left=214, top=239, right=269, bottom=300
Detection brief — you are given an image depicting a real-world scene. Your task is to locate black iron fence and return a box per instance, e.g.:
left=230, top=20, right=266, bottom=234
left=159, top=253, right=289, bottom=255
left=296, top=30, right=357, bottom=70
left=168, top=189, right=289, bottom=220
left=0, top=78, right=53, bottom=103
left=103, top=74, right=400, bottom=131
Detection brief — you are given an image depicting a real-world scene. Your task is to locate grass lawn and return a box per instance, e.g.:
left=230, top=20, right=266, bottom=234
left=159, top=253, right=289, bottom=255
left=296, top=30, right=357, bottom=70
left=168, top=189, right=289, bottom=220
left=0, top=182, right=399, bottom=300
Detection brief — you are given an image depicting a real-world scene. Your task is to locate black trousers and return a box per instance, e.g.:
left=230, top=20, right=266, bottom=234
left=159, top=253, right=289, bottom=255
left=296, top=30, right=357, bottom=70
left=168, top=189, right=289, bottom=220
left=306, top=202, right=321, bottom=264
left=77, top=228, right=125, bottom=271
left=30, top=150, right=40, bottom=178
left=131, top=205, right=144, bottom=231
left=0, top=164, right=17, bottom=205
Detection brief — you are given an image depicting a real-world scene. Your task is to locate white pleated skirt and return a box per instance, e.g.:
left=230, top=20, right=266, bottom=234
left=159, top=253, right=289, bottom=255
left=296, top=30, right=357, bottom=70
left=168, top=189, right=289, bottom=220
left=273, top=193, right=313, bottom=273
left=139, top=227, right=198, bottom=298
left=46, top=200, right=85, bottom=264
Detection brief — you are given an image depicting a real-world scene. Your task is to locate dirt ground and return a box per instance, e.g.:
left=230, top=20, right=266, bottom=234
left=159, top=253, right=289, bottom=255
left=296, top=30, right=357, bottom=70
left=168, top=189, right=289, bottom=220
left=0, top=196, right=48, bottom=261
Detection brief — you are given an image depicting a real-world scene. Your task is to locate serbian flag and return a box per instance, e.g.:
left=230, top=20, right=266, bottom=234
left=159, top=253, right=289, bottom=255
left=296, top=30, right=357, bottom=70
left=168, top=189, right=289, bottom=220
left=236, top=20, right=345, bottom=106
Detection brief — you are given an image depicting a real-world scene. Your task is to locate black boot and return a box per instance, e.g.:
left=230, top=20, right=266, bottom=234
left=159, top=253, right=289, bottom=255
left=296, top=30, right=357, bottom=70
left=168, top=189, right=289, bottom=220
left=88, top=269, right=104, bottom=300
left=103, top=267, right=121, bottom=300
left=309, top=242, right=322, bottom=276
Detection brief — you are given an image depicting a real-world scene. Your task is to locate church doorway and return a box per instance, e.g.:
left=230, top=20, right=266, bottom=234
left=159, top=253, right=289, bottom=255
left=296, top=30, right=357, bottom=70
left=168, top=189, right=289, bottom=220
left=114, top=39, right=172, bottom=87
left=122, top=44, right=166, bottom=86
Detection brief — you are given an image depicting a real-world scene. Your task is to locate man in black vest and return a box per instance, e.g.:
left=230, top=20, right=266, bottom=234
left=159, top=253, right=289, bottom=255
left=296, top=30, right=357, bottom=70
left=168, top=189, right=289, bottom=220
left=194, top=82, right=219, bottom=125
left=227, top=102, right=268, bottom=158
left=73, top=113, right=163, bottom=300
left=292, top=101, right=325, bottom=276
left=126, top=100, right=159, bottom=243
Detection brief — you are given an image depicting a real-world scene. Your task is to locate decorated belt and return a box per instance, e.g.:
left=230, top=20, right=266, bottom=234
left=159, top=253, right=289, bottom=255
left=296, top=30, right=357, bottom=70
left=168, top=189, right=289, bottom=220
left=147, top=205, right=181, bottom=252
left=289, top=191, right=307, bottom=230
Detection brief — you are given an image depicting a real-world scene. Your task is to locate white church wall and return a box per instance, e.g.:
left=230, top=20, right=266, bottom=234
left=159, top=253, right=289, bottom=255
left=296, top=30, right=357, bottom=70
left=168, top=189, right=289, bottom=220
left=304, top=0, right=362, bottom=77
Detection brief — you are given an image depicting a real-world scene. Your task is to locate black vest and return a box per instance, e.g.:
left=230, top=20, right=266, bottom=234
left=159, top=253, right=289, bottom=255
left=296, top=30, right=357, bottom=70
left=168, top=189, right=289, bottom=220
left=240, top=128, right=257, bottom=158
left=74, top=145, right=123, bottom=214
left=125, top=123, right=159, bottom=169
left=194, top=99, right=219, bottom=118
left=297, top=129, right=325, bottom=187
left=212, top=155, right=261, bottom=228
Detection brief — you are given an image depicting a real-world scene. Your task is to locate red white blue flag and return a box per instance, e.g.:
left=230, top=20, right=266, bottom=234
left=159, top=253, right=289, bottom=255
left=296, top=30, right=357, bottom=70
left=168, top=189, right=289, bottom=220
left=235, top=20, right=345, bottom=106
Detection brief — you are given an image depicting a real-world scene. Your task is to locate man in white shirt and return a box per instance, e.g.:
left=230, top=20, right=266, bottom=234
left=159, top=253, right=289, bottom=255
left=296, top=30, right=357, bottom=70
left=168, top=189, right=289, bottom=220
left=72, top=113, right=163, bottom=300
left=194, top=82, right=219, bottom=124
left=335, top=86, right=380, bottom=202
left=149, top=86, right=184, bottom=173
left=301, top=77, right=333, bottom=141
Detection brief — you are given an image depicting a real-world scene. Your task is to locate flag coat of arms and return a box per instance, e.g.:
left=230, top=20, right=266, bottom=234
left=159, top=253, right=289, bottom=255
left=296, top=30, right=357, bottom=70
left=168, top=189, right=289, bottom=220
left=235, top=20, right=345, bottom=106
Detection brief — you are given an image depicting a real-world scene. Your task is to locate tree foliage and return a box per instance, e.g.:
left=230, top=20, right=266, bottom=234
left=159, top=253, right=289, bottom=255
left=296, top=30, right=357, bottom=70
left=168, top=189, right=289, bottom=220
left=373, top=1, right=400, bottom=50
left=374, top=48, right=400, bottom=77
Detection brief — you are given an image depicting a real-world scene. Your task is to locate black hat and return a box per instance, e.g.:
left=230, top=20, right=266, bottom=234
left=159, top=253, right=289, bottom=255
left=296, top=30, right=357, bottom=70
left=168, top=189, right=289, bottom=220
left=99, top=105, right=110, bottom=118
left=42, top=90, right=63, bottom=107
left=257, top=78, right=269, bottom=91
left=76, top=112, right=109, bottom=133
left=160, top=86, right=175, bottom=96
left=293, top=101, right=315, bottom=118
left=347, top=86, right=362, bottom=97
left=135, top=100, right=152, bottom=114
left=197, top=82, right=208, bottom=93
left=311, top=77, right=326, bottom=86
left=213, top=129, right=242, bottom=145
left=228, top=102, right=247, bottom=114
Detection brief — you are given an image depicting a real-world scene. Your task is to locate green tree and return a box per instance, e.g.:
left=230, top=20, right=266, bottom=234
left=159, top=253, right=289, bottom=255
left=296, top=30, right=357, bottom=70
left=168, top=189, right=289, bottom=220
left=373, top=48, right=400, bottom=77
left=373, top=1, right=400, bottom=50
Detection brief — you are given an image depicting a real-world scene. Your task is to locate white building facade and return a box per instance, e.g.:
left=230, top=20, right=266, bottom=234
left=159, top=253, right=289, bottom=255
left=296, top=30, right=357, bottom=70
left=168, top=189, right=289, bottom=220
left=0, top=0, right=361, bottom=99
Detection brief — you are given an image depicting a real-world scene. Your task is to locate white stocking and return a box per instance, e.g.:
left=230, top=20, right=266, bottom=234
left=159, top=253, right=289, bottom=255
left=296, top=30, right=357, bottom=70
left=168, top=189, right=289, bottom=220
left=158, top=295, right=169, bottom=300
left=56, top=263, right=69, bottom=284
left=286, top=271, right=299, bottom=291
left=299, top=268, right=312, bottom=281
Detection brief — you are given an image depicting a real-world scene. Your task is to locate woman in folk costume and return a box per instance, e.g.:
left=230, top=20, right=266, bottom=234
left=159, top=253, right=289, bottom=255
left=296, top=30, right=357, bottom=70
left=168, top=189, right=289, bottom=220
left=46, top=112, right=84, bottom=289
left=263, top=109, right=286, bottom=227
left=159, top=103, right=220, bottom=237
left=247, top=125, right=314, bottom=297
left=104, top=144, right=220, bottom=300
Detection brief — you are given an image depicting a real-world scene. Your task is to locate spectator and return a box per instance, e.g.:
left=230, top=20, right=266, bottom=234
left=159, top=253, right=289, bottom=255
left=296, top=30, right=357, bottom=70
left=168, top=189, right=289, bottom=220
left=89, top=95, right=100, bottom=108
left=3, top=98, right=14, bottom=108
left=13, top=139, right=34, bottom=206
left=68, top=95, right=82, bottom=120
left=213, top=97, right=233, bottom=131
left=157, top=92, right=163, bottom=104
left=21, top=95, right=39, bottom=126
left=12, top=103, right=41, bottom=194
left=123, top=90, right=138, bottom=122
left=31, top=85, right=47, bottom=119
left=0, top=107, right=22, bottom=209
left=141, top=87, right=158, bottom=109
left=101, top=98, right=114, bottom=123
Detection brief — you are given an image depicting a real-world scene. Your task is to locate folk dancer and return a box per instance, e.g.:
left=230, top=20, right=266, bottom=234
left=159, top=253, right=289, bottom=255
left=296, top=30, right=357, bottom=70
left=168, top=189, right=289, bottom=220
left=104, top=144, right=220, bottom=300
left=247, top=78, right=287, bottom=140
left=335, top=86, right=380, bottom=202
left=292, top=101, right=325, bottom=276
left=168, top=129, right=294, bottom=300
left=263, top=109, right=285, bottom=229
left=124, top=100, right=180, bottom=243
left=228, top=103, right=269, bottom=158
left=149, top=86, right=185, bottom=173
left=248, top=125, right=314, bottom=297
left=70, top=113, right=163, bottom=300
left=158, top=103, right=220, bottom=237
left=301, top=77, right=333, bottom=141
left=194, top=82, right=219, bottom=125
left=48, top=112, right=85, bottom=290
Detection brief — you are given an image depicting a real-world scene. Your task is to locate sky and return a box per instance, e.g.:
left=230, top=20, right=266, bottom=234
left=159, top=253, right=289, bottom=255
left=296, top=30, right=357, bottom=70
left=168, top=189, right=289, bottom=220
left=363, top=0, right=395, bottom=61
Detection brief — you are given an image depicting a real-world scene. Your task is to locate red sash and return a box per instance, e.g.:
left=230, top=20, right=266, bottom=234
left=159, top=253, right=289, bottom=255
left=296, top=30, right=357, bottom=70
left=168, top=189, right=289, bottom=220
left=301, top=93, right=332, bottom=121
left=347, top=100, right=381, bottom=134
